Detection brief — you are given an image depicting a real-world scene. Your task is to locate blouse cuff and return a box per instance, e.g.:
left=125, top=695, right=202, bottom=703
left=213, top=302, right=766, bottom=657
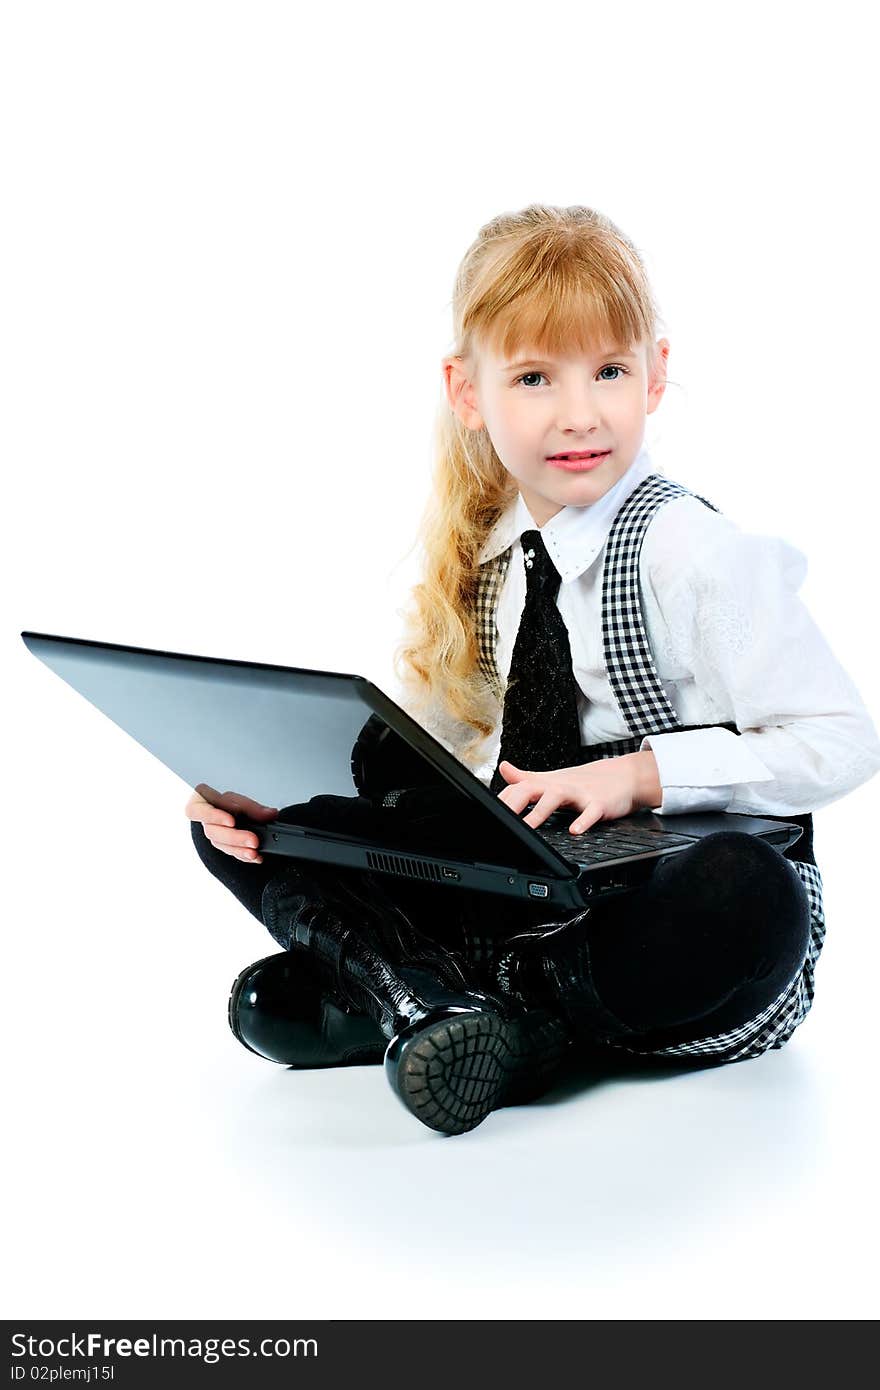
left=639, top=727, right=774, bottom=815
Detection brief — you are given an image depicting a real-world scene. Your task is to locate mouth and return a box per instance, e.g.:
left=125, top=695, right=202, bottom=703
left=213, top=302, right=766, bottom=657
left=547, top=450, right=611, bottom=471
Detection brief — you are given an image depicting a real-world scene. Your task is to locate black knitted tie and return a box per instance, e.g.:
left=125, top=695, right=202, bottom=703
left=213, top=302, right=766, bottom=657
left=489, top=530, right=584, bottom=798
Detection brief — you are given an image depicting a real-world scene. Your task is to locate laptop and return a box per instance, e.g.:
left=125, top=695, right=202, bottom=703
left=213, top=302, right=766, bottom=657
left=20, top=630, right=803, bottom=911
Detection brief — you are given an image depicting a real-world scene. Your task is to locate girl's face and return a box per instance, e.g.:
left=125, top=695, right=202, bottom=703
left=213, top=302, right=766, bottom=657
left=444, top=335, right=670, bottom=527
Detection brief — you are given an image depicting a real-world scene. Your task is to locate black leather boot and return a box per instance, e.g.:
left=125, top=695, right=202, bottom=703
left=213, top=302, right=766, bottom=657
left=227, top=866, right=402, bottom=1070
left=230, top=861, right=503, bottom=1072
left=264, top=868, right=573, bottom=1136
left=228, top=950, right=386, bottom=1068
left=491, top=905, right=636, bottom=1044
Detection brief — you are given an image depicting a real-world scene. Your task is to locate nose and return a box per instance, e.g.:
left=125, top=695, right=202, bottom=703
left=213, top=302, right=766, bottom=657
left=555, top=380, right=603, bottom=434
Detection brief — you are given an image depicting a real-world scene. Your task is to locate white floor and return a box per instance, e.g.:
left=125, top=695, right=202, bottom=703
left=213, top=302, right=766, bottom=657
left=5, top=790, right=878, bottom=1321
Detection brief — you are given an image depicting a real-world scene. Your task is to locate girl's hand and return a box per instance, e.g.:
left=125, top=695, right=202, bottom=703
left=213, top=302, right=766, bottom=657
left=185, top=783, right=279, bottom=864
left=495, top=751, right=662, bottom=833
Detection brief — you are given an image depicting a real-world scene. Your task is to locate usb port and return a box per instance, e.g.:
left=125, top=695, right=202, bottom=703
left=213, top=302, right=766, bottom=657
left=442, top=867, right=460, bottom=879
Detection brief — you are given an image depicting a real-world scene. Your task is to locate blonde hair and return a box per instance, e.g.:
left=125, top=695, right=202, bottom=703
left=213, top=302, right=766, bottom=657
left=393, top=203, right=665, bottom=767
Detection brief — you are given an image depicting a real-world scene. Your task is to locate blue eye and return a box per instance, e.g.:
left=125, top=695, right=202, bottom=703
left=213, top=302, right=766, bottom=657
left=513, top=364, right=630, bottom=387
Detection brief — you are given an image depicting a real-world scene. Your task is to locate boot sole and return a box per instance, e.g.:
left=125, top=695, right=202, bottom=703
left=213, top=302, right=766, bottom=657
left=385, top=1008, right=570, bottom=1136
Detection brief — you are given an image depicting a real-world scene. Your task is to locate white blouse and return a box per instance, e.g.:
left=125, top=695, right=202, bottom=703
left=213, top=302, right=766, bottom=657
left=395, top=447, right=880, bottom=818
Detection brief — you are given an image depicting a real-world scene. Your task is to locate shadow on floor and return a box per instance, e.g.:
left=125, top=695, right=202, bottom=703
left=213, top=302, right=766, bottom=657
left=541, top=1041, right=730, bottom=1104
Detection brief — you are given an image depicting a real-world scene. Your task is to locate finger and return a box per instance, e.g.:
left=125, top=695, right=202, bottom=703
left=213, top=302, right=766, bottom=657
left=189, top=787, right=241, bottom=823
left=498, top=780, right=557, bottom=817
left=207, top=827, right=262, bottom=853
left=497, top=787, right=520, bottom=809
left=217, top=845, right=264, bottom=864
left=505, top=784, right=543, bottom=816
left=197, top=785, right=262, bottom=818
left=191, top=808, right=237, bottom=829
left=497, top=760, right=528, bottom=783
left=242, top=799, right=280, bottom=819
left=195, top=782, right=223, bottom=805
left=569, top=805, right=603, bottom=834
left=522, top=789, right=566, bottom=828
left=225, top=793, right=280, bottom=820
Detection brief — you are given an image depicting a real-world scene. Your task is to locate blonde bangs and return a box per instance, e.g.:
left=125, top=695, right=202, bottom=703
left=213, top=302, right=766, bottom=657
left=463, top=221, right=656, bottom=366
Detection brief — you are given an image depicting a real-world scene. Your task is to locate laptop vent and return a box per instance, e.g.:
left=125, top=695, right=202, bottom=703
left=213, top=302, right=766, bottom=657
left=366, top=850, right=444, bottom=882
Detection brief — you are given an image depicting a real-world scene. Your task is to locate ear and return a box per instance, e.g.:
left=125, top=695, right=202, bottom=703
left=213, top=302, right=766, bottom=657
left=646, top=337, right=670, bottom=415
left=442, top=355, right=485, bottom=431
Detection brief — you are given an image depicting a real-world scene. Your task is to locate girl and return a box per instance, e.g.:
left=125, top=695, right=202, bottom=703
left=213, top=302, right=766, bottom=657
left=188, top=203, right=880, bottom=1138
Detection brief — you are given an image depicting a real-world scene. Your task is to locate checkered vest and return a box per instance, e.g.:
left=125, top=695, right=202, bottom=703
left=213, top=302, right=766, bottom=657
left=475, top=472, right=826, bottom=1063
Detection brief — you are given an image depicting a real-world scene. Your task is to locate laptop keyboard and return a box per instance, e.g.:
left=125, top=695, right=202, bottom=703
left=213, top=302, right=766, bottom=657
left=533, top=819, right=696, bottom=865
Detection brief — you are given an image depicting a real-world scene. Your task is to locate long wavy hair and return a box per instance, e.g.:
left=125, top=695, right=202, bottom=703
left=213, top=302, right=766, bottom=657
left=393, top=203, right=665, bottom=767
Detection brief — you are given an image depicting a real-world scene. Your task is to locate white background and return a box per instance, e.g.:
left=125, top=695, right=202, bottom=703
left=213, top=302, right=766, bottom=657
left=3, top=0, right=878, bottom=1320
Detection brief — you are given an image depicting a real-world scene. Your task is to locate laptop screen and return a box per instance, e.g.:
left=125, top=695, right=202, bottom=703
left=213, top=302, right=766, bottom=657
left=23, top=632, right=378, bottom=804
left=21, top=631, right=560, bottom=873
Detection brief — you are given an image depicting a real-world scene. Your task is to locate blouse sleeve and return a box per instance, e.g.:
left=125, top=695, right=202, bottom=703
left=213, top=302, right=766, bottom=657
left=639, top=521, right=880, bottom=817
